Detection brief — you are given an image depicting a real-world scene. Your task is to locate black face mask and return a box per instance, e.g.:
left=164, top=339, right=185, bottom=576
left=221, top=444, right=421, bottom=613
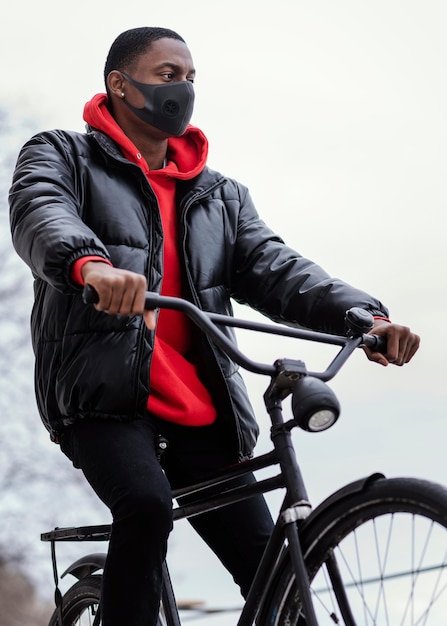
left=120, top=72, right=195, bottom=136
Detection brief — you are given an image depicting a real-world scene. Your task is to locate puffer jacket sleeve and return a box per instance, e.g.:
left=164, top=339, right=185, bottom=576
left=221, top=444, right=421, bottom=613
left=229, top=182, right=389, bottom=335
left=9, top=130, right=110, bottom=293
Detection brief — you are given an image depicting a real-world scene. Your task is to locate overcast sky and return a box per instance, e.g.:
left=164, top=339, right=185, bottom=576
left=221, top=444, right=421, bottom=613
left=2, top=1, right=447, bottom=620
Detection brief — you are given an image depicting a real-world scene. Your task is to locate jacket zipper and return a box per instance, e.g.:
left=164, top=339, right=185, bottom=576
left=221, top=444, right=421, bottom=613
left=132, top=175, right=163, bottom=419
left=96, top=135, right=246, bottom=454
left=179, top=181, right=247, bottom=460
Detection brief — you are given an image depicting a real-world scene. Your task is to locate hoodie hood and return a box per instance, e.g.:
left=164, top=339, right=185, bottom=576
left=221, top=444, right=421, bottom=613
left=83, top=93, right=208, bottom=180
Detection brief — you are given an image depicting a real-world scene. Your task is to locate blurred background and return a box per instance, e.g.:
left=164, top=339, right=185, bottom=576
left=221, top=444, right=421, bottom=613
left=1, top=1, right=446, bottom=623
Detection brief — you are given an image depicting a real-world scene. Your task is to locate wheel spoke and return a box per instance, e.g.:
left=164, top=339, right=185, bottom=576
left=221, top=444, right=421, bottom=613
left=261, top=480, right=447, bottom=626
left=309, top=512, right=447, bottom=625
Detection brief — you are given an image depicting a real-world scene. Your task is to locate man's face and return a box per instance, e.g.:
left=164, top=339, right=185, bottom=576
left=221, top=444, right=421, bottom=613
left=124, top=38, right=196, bottom=110
left=113, top=37, right=197, bottom=137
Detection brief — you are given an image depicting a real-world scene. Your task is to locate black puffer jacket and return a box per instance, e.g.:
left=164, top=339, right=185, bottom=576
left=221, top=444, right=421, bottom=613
left=9, top=127, right=388, bottom=458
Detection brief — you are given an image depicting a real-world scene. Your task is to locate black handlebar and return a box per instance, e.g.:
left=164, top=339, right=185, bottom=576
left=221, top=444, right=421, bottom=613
left=83, top=284, right=100, bottom=304
left=82, top=284, right=387, bottom=381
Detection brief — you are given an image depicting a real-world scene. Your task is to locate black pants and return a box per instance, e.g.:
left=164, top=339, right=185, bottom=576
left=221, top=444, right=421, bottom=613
left=61, top=417, right=274, bottom=626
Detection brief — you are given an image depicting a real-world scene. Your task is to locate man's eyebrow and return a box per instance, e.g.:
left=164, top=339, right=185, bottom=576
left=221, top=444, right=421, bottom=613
left=155, top=61, right=196, bottom=75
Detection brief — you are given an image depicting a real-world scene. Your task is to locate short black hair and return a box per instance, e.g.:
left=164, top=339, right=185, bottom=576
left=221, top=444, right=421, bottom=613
left=104, top=27, right=186, bottom=87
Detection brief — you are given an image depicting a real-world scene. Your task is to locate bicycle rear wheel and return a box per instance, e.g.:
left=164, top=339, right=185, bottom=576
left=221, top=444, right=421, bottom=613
left=260, top=476, right=447, bottom=625
left=47, top=574, right=167, bottom=625
left=48, top=575, right=101, bottom=625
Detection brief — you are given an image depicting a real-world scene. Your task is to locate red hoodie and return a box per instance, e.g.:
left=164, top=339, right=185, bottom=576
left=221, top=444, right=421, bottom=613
left=75, top=93, right=217, bottom=426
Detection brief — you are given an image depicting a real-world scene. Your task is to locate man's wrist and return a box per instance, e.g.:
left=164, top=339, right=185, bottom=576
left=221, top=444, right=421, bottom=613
left=373, top=315, right=392, bottom=323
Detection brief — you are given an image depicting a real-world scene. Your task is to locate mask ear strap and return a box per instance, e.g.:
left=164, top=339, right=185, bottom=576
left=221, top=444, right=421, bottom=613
left=120, top=71, right=137, bottom=87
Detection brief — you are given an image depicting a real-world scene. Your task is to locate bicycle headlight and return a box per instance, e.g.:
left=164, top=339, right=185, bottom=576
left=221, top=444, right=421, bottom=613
left=291, top=376, right=340, bottom=432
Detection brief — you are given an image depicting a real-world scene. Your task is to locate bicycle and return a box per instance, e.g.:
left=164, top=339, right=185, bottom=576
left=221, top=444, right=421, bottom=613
left=41, top=290, right=447, bottom=625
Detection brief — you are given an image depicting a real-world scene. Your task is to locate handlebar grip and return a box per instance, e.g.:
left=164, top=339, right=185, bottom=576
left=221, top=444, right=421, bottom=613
left=362, top=333, right=387, bottom=354
left=144, top=292, right=162, bottom=310
left=82, top=286, right=162, bottom=311
left=82, top=286, right=162, bottom=310
left=82, top=284, right=100, bottom=305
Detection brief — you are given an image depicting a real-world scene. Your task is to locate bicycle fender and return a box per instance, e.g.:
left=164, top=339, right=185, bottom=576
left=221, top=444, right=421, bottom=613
left=303, top=472, right=386, bottom=528
left=61, top=552, right=107, bottom=580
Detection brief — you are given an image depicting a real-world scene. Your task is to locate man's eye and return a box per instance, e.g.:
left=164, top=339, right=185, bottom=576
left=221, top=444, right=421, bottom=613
left=162, top=72, right=174, bottom=80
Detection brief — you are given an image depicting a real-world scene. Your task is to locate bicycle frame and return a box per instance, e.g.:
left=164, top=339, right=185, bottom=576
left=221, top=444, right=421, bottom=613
left=140, top=296, right=376, bottom=624
left=42, top=423, right=317, bottom=625
left=42, top=292, right=385, bottom=625
left=167, top=392, right=318, bottom=626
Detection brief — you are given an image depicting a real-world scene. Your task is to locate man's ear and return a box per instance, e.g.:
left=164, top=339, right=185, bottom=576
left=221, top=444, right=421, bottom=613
left=107, top=70, right=125, bottom=99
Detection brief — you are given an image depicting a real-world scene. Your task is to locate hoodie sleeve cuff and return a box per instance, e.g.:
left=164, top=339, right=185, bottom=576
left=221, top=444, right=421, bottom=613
left=71, top=256, right=113, bottom=285
left=373, top=315, right=392, bottom=323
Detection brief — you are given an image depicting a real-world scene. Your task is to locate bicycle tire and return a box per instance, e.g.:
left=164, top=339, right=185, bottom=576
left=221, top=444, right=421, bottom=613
left=47, top=574, right=167, bottom=625
left=259, top=476, right=447, bottom=625
left=47, top=575, right=101, bottom=626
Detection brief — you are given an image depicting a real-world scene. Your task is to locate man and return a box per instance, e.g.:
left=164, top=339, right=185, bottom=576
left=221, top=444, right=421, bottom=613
left=9, top=27, right=419, bottom=626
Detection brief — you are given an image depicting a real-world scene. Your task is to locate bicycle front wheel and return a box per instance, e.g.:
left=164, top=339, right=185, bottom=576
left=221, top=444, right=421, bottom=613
left=47, top=574, right=167, bottom=625
left=261, top=476, right=447, bottom=625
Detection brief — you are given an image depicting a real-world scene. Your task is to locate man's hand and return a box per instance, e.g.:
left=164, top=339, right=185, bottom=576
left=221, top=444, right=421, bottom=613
left=81, top=261, right=156, bottom=330
left=363, top=320, right=420, bottom=367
